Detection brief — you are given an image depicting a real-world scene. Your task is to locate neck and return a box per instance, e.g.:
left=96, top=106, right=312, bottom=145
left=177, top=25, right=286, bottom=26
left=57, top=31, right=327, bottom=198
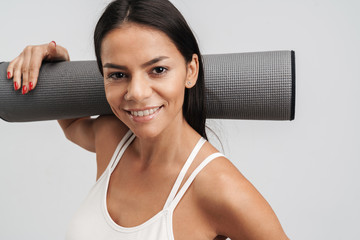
left=132, top=118, right=201, bottom=170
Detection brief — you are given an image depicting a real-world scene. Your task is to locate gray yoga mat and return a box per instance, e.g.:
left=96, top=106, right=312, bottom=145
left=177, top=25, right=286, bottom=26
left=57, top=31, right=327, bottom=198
left=0, top=51, right=295, bottom=122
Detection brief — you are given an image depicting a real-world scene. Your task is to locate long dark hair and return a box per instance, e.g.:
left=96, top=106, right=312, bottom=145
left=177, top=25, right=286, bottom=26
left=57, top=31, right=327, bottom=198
left=94, top=0, right=207, bottom=139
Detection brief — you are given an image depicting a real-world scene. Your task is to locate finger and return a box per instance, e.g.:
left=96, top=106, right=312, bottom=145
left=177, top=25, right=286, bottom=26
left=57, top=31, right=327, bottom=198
left=21, top=46, right=33, bottom=94
left=7, top=57, right=21, bottom=90
left=7, top=56, right=18, bottom=80
left=12, top=58, right=23, bottom=92
left=28, top=46, right=45, bottom=90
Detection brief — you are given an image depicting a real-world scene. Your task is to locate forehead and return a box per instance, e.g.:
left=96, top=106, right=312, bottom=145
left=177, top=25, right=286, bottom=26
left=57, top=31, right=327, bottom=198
left=101, top=23, right=182, bottom=63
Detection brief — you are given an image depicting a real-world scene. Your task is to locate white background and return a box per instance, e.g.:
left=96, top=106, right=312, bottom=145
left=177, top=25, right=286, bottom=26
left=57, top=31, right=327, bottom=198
left=1, top=0, right=359, bottom=239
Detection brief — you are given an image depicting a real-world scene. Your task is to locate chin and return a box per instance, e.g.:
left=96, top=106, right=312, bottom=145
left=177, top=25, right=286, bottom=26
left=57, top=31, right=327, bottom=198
left=130, top=127, right=163, bottom=140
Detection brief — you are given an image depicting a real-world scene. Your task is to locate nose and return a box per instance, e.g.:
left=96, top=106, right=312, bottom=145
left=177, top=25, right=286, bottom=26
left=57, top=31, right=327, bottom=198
left=124, top=73, right=152, bottom=102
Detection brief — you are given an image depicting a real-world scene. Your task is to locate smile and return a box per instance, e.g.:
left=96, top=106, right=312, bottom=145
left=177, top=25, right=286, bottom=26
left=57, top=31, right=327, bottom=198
left=125, top=106, right=163, bottom=123
left=130, top=107, right=160, bottom=117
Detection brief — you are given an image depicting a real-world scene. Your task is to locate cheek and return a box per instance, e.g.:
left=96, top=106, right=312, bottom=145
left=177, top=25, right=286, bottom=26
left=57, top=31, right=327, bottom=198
left=159, top=76, right=186, bottom=104
left=104, top=83, right=126, bottom=105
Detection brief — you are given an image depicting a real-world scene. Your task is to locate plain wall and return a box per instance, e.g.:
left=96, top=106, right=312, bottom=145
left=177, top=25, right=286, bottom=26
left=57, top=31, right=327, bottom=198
left=1, top=0, right=359, bottom=239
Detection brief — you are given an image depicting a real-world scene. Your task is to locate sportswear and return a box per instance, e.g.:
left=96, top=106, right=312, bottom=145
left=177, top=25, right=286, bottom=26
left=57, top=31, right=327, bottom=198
left=66, top=130, right=223, bottom=240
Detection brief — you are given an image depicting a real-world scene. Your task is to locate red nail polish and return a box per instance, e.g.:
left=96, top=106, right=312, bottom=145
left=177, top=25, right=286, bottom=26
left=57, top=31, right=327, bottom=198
left=7, top=72, right=11, bottom=79
left=51, top=41, right=56, bottom=47
left=22, top=85, right=27, bottom=95
left=14, top=82, right=19, bottom=90
left=29, top=82, right=33, bottom=91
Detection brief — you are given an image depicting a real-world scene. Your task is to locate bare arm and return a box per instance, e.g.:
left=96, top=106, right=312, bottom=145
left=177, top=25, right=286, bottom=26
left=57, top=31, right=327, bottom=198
left=195, top=157, right=289, bottom=240
left=8, top=42, right=98, bottom=152
left=7, top=42, right=129, bottom=179
left=58, top=117, right=96, bottom=152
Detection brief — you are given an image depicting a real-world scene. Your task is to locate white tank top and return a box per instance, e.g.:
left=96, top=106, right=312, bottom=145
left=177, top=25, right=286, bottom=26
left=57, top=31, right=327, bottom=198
left=66, top=130, right=224, bottom=240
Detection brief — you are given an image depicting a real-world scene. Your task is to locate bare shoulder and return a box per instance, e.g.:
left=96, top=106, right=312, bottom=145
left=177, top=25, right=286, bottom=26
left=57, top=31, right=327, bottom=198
left=93, top=115, right=129, bottom=179
left=193, top=149, right=289, bottom=240
left=192, top=153, right=248, bottom=208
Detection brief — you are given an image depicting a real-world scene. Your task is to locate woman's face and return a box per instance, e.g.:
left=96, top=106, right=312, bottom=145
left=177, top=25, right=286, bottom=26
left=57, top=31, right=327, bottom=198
left=101, top=23, right=198, bottom=139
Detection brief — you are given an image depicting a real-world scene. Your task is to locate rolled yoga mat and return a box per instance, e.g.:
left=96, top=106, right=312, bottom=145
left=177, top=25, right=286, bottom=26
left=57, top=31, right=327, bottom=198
left=0, top=50, right=295, bottom=122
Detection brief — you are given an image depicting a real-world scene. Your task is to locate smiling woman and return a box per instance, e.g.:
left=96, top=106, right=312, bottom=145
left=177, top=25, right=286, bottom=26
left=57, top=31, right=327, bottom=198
left=101, top=24, right=199, bottom=139
left=5, top=0, right=288, bottom=239
left=94, top=0, right=207, bottom=140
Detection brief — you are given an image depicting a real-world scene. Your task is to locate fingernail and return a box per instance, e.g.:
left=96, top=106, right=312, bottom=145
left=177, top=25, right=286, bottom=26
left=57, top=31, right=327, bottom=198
left=29, top=82, right=33, bottom=91
left=51, top=41, right=56, bottom=47
left=14, top=82, right=19, bottom=90
left=7, top=72, right=11, bottom=79
left=22, top=85, right=27, bottom=95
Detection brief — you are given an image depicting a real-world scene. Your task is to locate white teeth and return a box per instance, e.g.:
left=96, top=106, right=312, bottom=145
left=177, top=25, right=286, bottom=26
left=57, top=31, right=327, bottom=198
left=130, top=107, right=159, bottom=117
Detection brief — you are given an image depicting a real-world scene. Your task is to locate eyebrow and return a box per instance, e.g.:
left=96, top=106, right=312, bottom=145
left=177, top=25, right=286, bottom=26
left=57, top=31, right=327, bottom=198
left=103, top=56, right=169, bottom=70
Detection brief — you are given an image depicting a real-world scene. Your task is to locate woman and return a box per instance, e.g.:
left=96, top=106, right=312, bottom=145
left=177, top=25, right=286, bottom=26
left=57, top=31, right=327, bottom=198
left=7, top=0, right=289, bottom=239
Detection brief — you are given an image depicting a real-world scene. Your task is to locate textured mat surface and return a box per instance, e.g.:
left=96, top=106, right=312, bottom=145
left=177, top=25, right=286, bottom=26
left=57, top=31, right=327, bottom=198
left=0, top=51, right=295, bottom=122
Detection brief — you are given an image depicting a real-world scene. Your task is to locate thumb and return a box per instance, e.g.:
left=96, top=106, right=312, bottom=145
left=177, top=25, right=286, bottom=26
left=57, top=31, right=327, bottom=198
left=44, top=41, right=70, bottom=62
left=44, top=41, right=57, bottom=60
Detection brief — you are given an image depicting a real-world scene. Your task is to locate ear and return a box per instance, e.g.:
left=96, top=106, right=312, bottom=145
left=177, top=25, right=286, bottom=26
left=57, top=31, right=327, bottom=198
left=185, top=54, right=199, bottom=89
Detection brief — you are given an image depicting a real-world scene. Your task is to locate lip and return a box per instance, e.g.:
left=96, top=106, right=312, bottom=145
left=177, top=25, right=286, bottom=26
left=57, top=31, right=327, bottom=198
left=125, top=106, right=162, bottom=112
left=125, top=105, right=163, bottom=123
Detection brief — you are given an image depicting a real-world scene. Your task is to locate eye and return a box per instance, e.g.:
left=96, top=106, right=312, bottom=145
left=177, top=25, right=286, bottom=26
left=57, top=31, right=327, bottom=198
left=107, top=72, right=127, bottom=80
left=152, top=67, right=167, bottom=75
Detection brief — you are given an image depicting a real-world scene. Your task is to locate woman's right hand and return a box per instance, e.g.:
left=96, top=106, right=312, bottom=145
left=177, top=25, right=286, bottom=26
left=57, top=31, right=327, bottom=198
left=7, top=41, right=70, bottom=94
